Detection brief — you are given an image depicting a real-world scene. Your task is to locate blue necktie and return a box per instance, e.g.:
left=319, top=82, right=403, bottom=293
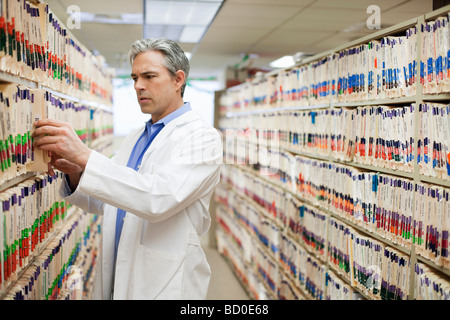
left=114, top=122, right=164, bottom=263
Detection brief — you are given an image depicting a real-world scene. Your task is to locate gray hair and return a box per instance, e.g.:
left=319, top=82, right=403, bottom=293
left=129, top=38, right=190, bottom=97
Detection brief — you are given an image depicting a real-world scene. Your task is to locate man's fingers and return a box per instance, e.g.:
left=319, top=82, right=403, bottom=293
left=51, top=158, right=83, bottom=175
left=33, top=119, right=72, bottom=140
left=47, top=162, right=55, bottom=176
left=34, top=135, right=60, bottom=148
left=34, top=118, right=67, bottom=128
left=32, top=119, right=90, bottom=171
left=50, top=151, right=61, bottom=159
left=54, top=158, right=75, bottom=168
left=33, top=125, right=65, bottom=138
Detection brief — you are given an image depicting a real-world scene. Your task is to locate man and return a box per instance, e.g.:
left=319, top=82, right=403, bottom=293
left=33, top=38, right=223, bottom=300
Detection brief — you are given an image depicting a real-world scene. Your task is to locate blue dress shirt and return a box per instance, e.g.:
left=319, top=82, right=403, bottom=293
left=114, top=102, right=192, bottom=263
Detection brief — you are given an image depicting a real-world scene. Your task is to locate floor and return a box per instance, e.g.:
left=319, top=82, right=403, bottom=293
left=201, top=234, right=250, bottom=300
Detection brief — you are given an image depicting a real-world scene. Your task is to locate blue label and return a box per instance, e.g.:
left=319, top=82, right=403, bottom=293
left=420, top=61, right=425, bottom=79
left=299, top=206, right=304, bottom=218
left=428, top=57, right=433, bottom=75
left=447, top=50, right=450, bottom=74
left=372, top=175, right=378, bottom=192
left=447, top=160, right=450, bottom=176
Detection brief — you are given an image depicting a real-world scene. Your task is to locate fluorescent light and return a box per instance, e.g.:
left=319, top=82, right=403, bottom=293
left=144, top=0, right=223, bottom=43
left=179, top=26, right=206, bottom=43
left=144, top=25, right=184, bottom=40
left=78, top=12, right=142, bottom=24
left=145, top=0, right=221, bottom=26
left=146, top=1, right=190, bottom=25
left=185, top=52, right=192, bottom=60
left=269, top=55, right=295, bottom=69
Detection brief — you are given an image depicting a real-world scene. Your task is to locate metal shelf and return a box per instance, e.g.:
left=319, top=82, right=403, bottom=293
left=281, top=146, right=416, bottom=180
left=416, top=255, right=450, bottom=278
left=225, top=103, right=330, bottom=117
left=332, top=96, right=417, bottom=108
left=42, top=85, right=113, bottom=109
left=420, top=175, right=450, bottom=188
left=0, top=172, right=38, bottom=192
left=421, top=93, right=450, bottom=102
left=425, top=4, right=450, bottom=20
left=0, top=72, right=38, bottom=88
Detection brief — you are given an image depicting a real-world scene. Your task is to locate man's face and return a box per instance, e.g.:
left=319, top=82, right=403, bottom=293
left=131, top=50, right=183, bottom=122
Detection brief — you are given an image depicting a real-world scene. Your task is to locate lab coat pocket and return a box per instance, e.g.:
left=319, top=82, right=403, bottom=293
left=182, top=241, right=211, bottom=299
left=131, top=244, right=186, bottom=300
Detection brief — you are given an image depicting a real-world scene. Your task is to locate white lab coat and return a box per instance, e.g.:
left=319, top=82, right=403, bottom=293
left=61, top=110, right=223, bottom=300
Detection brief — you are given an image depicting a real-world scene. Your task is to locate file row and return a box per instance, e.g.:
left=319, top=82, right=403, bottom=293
left=0, top=172, right=71, bottom=293
left=0, top=83, right=114, bottom=185
left=219, top=13, right=450, bottom=113
left=220, top=164, right=450, bottom=269
left=220, top=102, right=450, bottom=180
left=2, top=209, right=101, bottom=300
left=0, top=0, right=114, bottom=105
left=215, top=180, right=449, bottom=300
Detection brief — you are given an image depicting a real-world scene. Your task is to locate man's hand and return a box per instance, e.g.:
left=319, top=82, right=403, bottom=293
left=33, top=119, right=92, bottom=171
left=47, top=151, right=84, bottom=176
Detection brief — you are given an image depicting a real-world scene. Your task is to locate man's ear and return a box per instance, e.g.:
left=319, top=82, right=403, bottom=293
left=175, top=70, right=186, bottom=91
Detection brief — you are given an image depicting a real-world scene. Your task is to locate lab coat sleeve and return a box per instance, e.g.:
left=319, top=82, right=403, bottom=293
left=59, top=127, right=140, bottom=215
left=75, top=127, right=223, bottom=223
left=60, top=173, right=106, bottom=215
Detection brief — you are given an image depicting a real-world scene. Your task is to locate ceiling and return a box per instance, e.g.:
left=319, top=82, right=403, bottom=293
left=43, top=0, right=435, bottom=83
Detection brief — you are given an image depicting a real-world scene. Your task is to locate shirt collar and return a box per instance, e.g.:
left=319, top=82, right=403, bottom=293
left=154, top=101, right=192, bottom=126
left=144, top=101, right=192, bottom=135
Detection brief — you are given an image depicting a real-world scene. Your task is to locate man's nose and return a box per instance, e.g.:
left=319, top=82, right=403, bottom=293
left=134, top=78, right=145, bottom=91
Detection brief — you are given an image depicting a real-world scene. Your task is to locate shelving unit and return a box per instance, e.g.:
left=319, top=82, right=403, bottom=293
left=0, top=0, right=114, bottom=300
left=215, top=6, right=450, bottom=300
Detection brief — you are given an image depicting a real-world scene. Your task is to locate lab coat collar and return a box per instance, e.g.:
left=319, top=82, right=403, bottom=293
left=144, top=102, right=192, bottom=140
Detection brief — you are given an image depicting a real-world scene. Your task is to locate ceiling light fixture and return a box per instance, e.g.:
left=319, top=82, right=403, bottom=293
left=77, top=12, right=143, bottom=24
left=269, top=55, right=295, bottom=69
left=144, top=0, right=223, bottom=43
